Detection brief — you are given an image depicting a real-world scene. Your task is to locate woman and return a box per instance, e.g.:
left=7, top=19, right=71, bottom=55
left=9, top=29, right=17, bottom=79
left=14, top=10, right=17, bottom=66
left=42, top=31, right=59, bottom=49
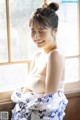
left=11, top=2, right=68, bottom=120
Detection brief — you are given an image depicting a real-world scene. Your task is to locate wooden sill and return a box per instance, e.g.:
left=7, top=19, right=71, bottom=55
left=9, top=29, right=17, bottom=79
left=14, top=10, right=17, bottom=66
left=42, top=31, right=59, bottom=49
left=64, top=81, right=80, bottom=98
left=64, top=81, right=80, bottom=93
left=0, top=81, right=80, bottom=103
left=0, top=91, right=13, bottom=103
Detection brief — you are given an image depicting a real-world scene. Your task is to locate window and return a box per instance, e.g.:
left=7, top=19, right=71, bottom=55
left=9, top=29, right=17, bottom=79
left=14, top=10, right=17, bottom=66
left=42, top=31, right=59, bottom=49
left=57, top=2, right=79, bottom=83
left=0, top=0, right=80, bottom=93
left=0, top=64, right=28, bottom=92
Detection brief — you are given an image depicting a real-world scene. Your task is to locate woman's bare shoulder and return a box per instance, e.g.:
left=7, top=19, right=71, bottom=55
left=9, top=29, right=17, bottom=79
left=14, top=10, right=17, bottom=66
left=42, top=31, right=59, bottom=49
left=47, top=50, right=65, bottom=66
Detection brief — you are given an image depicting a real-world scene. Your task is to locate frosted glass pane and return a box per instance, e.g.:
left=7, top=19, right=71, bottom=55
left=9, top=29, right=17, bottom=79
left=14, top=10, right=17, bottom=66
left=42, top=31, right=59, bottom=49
left=0, top=0, right=8, bottom=62
left=0, top=64, right=28, bottom=92
left=57, top=3, right=79, bottom=56
left=65, top=58, right=79, bottom=83
left=9, top=0, right=43, bottom=61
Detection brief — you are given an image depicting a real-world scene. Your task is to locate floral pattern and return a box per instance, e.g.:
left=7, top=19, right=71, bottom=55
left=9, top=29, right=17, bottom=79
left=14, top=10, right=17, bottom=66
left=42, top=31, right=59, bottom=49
left=11, top=88, right=68, bottom=120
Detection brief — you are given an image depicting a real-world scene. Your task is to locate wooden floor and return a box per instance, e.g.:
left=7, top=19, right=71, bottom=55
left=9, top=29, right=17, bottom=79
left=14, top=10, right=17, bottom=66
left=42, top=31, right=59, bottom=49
left=0, top=92, right=80, bottom=120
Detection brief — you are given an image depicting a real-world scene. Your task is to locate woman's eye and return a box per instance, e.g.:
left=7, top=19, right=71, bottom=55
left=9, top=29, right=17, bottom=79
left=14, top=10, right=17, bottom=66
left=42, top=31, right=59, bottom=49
left=39, top=31, right=43, bottom=33
left=39, top=31, right=44, bottom=34
left=31, top=30, right=35, bottom=34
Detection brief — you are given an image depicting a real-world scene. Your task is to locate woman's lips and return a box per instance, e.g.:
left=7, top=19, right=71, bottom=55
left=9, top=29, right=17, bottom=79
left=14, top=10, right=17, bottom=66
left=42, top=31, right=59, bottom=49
left=35, top=40, right=44, bottom=44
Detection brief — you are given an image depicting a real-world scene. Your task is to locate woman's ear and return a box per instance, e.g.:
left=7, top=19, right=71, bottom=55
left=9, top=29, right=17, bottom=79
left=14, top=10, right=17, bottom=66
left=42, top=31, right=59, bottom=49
left=53, top=28, right=58, bottom=33
left=52, top=28, right=58, bottom=36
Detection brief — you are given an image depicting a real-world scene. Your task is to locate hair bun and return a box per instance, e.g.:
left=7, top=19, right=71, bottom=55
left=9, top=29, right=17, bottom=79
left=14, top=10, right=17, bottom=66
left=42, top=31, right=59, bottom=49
left=48, top=2, right=59, bottom=11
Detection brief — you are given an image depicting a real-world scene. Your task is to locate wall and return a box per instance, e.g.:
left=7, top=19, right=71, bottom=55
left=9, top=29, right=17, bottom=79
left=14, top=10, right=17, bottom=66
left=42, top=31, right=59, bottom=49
left=64, top=92, right=80, bottom=120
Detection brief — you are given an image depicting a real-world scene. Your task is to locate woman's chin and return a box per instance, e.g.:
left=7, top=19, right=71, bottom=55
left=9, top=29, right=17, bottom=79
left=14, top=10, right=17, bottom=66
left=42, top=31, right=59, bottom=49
left=36, top=43, right=45, bottom=48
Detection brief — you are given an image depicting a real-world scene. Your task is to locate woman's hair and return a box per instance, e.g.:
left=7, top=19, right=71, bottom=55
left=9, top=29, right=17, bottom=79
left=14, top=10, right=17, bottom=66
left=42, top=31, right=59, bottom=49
left=29, top=2, right=59, bottom=29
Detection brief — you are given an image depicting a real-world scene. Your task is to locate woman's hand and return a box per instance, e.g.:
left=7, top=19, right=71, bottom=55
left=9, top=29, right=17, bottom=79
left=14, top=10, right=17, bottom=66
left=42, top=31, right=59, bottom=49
left=22, top=87, right=32, bottom=93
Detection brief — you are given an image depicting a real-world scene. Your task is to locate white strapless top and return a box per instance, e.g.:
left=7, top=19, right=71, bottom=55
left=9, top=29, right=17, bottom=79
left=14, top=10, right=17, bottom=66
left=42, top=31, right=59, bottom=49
left=26, top=72, right=64, bottom=93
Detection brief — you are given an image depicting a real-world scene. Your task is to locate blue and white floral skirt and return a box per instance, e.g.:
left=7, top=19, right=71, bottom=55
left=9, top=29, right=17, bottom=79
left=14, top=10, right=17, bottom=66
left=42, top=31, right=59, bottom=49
left=11, top=88, right=68, bottom=120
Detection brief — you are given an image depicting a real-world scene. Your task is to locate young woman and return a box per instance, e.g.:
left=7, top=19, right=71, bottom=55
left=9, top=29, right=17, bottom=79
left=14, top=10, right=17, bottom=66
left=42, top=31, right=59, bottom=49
left=11, top=2, right=68, bottom=120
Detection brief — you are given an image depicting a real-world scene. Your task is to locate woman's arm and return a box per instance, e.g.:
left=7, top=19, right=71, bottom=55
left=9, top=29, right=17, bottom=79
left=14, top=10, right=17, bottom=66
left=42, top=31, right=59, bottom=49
left=45, top=51, right=65, bottom=95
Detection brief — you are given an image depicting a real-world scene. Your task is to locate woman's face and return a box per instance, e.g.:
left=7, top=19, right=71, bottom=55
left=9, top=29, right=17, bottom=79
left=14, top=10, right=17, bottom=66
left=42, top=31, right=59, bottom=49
left=31, top=22, right=57, bottom=52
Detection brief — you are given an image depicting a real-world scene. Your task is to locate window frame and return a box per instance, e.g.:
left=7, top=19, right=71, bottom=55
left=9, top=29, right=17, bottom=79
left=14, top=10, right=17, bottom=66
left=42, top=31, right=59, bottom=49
left=0, top=0, right=80, bottom=102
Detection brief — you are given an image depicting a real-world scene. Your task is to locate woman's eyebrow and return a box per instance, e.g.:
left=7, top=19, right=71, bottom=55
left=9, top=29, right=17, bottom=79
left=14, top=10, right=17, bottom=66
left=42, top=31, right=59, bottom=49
left=39, top=27, right=47, bottom=30
left=31, top=27, right=47, bottom=31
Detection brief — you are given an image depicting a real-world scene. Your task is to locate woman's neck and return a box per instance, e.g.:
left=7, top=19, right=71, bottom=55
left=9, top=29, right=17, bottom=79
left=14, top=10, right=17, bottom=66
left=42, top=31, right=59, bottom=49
left=43, top=45, right=57, bottom=53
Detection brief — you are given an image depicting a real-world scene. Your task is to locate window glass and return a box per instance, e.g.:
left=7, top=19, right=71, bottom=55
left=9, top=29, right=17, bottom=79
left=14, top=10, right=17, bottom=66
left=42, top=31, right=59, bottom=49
left=0, top=64, right=28, bottom=92
left=9, top=0, right=43, bottom=61
left=0, top=0, right=8, bottom=62
left=57, top=3, right=79, bottom=56
left=65, top=58, right=79, bottom=83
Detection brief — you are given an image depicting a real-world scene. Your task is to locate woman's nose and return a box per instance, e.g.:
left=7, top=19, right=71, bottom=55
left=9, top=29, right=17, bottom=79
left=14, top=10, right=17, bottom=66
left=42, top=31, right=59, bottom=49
left=35, top=33, right=40, bottom=40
